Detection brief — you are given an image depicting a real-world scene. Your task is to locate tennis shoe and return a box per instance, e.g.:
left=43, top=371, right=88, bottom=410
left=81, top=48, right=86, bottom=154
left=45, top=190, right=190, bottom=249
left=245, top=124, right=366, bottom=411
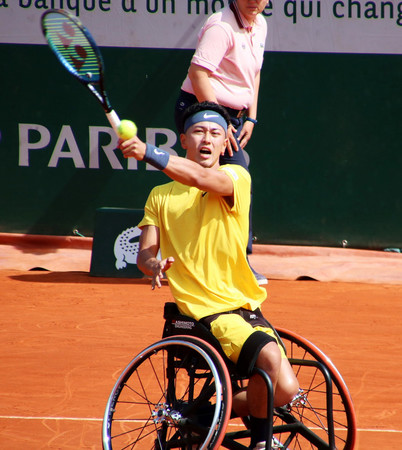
left=251, top=442, right=266, bottom=449
left=247, top=256, right=268, bottom=285
left=249, top=264, right=268, bottom=285
left=251, top=440, right=283, bottom=449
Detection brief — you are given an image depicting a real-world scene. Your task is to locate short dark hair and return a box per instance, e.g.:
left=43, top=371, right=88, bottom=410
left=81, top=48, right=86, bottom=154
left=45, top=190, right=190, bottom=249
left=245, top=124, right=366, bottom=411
left=180, top=101, right=231, bottom=133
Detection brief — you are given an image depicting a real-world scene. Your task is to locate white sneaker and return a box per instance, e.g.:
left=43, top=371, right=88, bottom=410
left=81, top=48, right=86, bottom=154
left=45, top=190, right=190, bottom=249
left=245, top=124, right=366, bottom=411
left=252, top=442, right=266, bottom=450
left=252, top=440, right=282, bottom=449
left=249, top=264, right=268, bottom=285
left=247, top=256, right=268, bottom=285
left=272, top=437, right=283, bottom=448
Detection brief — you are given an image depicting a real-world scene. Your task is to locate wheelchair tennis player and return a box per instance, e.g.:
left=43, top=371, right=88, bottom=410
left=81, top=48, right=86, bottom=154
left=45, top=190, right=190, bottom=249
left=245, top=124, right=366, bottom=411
left=119, top=101, right=299, bottom=449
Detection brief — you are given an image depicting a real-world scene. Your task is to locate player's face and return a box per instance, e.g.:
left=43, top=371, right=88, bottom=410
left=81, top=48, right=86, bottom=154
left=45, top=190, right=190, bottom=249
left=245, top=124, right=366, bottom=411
left=181, top=122, right=228, bottom=168
left=236, top=0, right=269, bottom=23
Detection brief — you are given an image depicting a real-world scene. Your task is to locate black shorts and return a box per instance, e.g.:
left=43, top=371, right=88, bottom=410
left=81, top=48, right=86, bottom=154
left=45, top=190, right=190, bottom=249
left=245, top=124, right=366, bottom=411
left=201, top=308, right=284, bottom=377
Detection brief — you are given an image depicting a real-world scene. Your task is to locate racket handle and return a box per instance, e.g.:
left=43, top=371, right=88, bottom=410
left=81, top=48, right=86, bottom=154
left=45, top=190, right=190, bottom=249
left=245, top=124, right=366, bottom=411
left=106, top=110, right=121, bottom=137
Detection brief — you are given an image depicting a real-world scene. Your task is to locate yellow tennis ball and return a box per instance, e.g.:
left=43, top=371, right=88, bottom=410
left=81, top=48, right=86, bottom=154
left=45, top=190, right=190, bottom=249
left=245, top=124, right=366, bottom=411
left=118, top=120, right=137, bottom=140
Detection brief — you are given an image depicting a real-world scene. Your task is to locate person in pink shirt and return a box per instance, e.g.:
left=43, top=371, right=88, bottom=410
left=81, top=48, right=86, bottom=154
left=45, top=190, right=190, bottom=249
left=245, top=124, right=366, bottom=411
left=175, top=0, right=270, bottom=286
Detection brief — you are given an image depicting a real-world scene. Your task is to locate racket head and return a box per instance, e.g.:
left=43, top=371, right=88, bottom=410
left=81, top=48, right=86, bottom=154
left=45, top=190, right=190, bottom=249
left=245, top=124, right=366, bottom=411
left=41, top=9, right=104, bottom=86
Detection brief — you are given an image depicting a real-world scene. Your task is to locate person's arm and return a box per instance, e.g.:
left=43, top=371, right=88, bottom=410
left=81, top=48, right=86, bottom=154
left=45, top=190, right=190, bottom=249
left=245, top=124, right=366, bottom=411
left=165, top=155, right=234, bottom=196
left=188, top=63, right=238, bottom=156
left=137, top=224, right=174, bottom=289
left=188, top=64, right=217, bottom=103
left=238, top=71, right=260, bottom=149
left=119, top=138, right=234, bottom=197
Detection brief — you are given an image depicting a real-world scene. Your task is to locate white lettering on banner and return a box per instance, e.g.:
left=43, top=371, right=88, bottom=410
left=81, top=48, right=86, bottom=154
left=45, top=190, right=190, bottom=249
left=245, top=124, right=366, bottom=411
left=18, top=124, right=178, bottom=170
left=127, top=154, right=138, bottom=170
left=1, top=1, right=402, bottom=54
left=19, top=124, right=51, bottom=167
left=145, top=128, right=178, bottom=172
left=48, top=125, right=85, bottom=168
left=89, top=126, right=122, bottom=169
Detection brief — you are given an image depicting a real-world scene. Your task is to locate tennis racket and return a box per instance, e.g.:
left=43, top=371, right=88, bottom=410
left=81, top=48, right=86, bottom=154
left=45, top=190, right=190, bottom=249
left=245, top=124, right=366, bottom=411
left=41, top=9, right=126, bottom=138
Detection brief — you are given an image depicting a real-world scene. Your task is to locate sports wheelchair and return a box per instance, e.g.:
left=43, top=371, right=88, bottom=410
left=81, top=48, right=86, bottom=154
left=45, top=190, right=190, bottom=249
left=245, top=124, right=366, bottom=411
left=103, top=302, right=356, bottom=449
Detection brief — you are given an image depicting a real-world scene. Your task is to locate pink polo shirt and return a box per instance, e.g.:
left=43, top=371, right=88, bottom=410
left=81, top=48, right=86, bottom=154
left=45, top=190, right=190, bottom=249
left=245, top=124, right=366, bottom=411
left=181, top=5, right=267, bottom=111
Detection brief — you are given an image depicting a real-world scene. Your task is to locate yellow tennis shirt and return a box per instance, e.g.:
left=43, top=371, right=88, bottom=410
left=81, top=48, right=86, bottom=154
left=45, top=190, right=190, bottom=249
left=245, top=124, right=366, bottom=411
left=138, top=164, right=267, bottom=320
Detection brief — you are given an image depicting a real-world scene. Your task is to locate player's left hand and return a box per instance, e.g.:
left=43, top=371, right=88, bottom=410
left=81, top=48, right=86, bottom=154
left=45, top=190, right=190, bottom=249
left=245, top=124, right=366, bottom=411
left=151, top=256, right=175, bottom=290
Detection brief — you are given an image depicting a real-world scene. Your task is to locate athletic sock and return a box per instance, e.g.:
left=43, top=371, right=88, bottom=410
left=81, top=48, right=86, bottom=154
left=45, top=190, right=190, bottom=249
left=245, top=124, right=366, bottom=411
left=249, top=415, right=269, bottom=449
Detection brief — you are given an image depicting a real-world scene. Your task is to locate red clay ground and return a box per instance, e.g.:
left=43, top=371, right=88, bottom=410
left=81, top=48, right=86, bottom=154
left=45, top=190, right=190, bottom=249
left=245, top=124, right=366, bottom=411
left=1, top=235, right=402, bottom=448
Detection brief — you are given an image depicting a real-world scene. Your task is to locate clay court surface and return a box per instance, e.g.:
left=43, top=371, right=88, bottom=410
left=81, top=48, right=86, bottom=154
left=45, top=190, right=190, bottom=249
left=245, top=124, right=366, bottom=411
left=1, top=235, right=402, bottom=448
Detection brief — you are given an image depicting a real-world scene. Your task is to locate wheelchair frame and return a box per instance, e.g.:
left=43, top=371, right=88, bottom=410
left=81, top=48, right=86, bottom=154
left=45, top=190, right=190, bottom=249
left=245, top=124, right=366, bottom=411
left=102, top=303, right=356, bottom=449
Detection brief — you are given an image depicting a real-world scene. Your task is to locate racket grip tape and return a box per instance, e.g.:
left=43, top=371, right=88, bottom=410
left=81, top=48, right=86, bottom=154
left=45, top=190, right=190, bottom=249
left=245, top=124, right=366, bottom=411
left=106, top=110, right=121, bottom=137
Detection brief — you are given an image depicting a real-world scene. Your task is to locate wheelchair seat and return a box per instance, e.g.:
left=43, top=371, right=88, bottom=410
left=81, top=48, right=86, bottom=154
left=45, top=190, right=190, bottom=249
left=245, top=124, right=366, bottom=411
left=162, top=301, right=239, bottom=376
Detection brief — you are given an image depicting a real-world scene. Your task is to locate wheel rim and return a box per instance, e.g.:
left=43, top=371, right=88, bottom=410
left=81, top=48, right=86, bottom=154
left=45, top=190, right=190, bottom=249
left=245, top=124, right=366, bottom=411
left=274, top=328, right=357, bottom=450
left=103, top=338, right=231, bottom=449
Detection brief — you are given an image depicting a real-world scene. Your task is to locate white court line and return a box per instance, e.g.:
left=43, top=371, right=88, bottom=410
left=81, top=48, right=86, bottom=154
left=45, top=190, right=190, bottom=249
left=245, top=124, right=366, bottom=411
left=358, top=428, right=402, bottom=434
left=0, top=416, right=102, bottom=422
left=0, top=416, right=401, bottom=434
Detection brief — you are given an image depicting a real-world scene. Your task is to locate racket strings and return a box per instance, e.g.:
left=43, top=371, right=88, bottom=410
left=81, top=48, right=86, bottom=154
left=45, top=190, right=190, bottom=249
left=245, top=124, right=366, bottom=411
left=43, top=14, right=101, bottom=83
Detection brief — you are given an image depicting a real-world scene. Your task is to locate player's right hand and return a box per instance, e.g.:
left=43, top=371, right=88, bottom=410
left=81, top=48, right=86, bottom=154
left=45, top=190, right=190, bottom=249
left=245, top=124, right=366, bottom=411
left=119, top=136, right=147, bottom=160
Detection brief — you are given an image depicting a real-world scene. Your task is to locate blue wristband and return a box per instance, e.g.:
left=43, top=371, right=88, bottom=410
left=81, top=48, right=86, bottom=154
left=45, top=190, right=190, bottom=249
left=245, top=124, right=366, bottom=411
left=245, top=117, right=258, bottom=125
left=143, top=144, right=170, bottom=171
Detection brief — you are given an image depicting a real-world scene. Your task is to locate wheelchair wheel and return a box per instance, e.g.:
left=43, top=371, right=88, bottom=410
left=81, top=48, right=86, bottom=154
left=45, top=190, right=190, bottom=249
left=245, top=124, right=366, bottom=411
left=102, top=335, right=232, bottom=449
left=273, top=328, right=357, bottom=450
